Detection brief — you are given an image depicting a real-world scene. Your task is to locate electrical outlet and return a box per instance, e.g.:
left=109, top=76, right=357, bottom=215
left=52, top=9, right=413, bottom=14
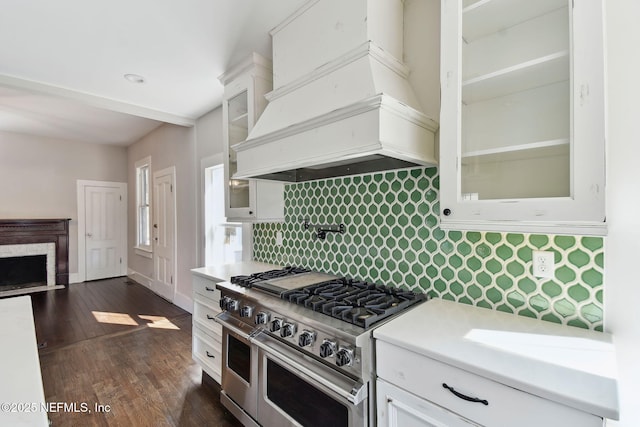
left=276, top=231, right=283, bottom=247
left=532, top=250, right=555, bottom=278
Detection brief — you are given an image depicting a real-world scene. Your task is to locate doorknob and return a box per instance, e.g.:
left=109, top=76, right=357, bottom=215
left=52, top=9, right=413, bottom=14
left=86, top=233, right=93, bottom=237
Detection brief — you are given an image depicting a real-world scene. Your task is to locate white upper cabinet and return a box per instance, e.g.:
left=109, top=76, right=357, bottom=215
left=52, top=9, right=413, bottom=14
left=219, top=53, right=284, bottom=222
left=439, top=0, right=606, bottom=235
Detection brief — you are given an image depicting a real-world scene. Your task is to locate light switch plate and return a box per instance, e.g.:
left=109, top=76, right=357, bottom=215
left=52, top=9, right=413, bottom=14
left=532, top=250, right=555, bottom=278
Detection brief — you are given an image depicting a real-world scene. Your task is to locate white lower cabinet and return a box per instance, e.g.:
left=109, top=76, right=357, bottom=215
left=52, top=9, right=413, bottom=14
left=193, top=325, right=222, bottom=383
left=377, top=379, right=478, bottom=427
left=191, top=274, right=223, bottom=383
left=375, top=341, right=603, bottom=427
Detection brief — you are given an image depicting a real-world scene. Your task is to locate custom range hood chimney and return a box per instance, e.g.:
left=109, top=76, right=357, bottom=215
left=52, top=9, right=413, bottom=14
left=231, top=0, right=438, bottom=182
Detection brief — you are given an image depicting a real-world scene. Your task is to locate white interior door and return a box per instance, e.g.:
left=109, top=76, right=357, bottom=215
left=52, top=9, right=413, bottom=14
left=152, top=167, right=176, bottom=302
left=85, top=185, right=124, bottom=281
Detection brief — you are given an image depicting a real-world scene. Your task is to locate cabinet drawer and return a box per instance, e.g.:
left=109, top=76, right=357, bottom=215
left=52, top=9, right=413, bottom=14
left=376, top=341, right=602, bottom=427
left=193, top=326, right=222, bottom=383
left=192, top=275, right=221, bottom=302
left=193, top=298, right=222, bottom=337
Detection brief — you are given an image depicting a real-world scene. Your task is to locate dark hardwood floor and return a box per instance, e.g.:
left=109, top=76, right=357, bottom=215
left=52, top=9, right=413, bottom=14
left=27, top=277, right=242, bottom=427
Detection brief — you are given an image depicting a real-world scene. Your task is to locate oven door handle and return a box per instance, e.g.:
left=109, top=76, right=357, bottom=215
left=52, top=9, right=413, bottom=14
left=213, top=311, right=256, bottom=339
left=252, top=332, right=368, bottom=405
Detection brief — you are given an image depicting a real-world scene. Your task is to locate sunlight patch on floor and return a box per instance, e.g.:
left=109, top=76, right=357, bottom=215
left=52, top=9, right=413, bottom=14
left=91, top=311, right=181, bottom=330
left=92, top=311, right=138, bottom=326
left=139, top=314, right=180, bottom=330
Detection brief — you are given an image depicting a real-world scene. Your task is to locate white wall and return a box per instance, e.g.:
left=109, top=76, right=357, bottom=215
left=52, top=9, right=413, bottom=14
left=194, top=107, right=224, bottom=266
left=195, top=106, right=224, bottom=161
left=125, top=108, right=226, bottom=311
left=127, top=124, right=196, bottom=311
left=604, top=1, right=640, bottom=425
left=0, top=131, right=127, bottom=276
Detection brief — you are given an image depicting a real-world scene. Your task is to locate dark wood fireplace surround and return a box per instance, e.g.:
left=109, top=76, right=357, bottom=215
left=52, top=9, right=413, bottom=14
left=0, top=219, right=70, bottom=286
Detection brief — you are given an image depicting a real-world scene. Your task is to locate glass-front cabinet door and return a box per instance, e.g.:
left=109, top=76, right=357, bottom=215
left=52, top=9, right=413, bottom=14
left=439, top=0, right=606, bottom=235
left=225, top=90, right=254, bottom=216
left=219, top=53, right=283, bottom=222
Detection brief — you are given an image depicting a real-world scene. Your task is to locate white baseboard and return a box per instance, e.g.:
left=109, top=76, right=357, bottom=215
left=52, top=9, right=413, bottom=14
left=69, top=273, right=81, bottom=284
left=173, top=291, right=193, bottom=314
left=127, top=268, right=193, bottom=314
left=127, top=269, right=153, bottom=290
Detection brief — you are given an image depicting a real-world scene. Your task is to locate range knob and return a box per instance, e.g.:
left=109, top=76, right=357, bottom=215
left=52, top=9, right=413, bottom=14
left=298, top=330, right=316, bottom=347
left=280, top=322, right=296, bottom=338
left=239, top=305, right=253, bottom=318
left=335, top=348, right=354, bottom=367
left=270, top=318, right=283, bottom=333
left=254, top=311, right=270, bottom=325
left=319, top=340, right=337, bottom=358
left=218, top=296, right=229, bottom=310
left=226, top=298, right=239, bottom=312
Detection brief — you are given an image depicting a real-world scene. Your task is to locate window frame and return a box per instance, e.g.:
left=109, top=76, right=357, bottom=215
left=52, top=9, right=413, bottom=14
left=135, top=156, right=152, bottom=257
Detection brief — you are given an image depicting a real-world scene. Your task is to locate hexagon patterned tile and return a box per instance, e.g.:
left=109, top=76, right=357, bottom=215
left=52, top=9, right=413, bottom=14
left=253, top=167, right=604, bottom=331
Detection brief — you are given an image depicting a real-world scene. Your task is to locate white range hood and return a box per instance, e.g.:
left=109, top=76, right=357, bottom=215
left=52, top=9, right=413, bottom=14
left=232, top=0, right=438, bottom=182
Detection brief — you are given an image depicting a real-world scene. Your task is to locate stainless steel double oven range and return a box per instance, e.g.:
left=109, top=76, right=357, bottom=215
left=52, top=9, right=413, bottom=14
left=214, top=267, right=426, bottom=427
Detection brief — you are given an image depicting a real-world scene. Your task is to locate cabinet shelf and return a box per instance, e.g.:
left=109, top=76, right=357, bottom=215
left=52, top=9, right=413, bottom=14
left=229, top=112, right=249, bottom=125
left=462, top=138, right=569, bottom=163
left=462, top=51, right=569, bottom=103
left=463, top=0, right=567, bottom=42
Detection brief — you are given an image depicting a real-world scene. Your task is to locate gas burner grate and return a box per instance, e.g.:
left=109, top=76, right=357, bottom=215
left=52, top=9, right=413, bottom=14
left=340, top=306, right=384, bottom=326
left=282, top=277, right=426, bottom=328
left=303, top=295, right=331, bottom=310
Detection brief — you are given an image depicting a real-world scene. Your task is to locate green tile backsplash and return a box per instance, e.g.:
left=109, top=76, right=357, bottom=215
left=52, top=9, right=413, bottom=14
left=253, top=167, right=604, bottom=331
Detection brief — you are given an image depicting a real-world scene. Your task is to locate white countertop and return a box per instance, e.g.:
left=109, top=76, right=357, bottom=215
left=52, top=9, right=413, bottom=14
left=0, top=296, right=48, bottom=427
left=374, top=298, right=619, bottom=420
left=191, top=261, right=282, bottom=282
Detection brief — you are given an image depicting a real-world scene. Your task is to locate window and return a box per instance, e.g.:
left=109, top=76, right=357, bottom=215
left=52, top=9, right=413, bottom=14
left=135, top=157, right=152, bottom=255
left=204, top=163, right=244, bottom=265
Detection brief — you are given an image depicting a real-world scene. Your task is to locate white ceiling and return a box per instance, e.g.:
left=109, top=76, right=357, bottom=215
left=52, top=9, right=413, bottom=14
left=0, top=0, right=307, bottom=146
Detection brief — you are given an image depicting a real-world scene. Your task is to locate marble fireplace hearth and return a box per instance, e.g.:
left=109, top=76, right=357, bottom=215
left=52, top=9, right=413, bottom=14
left=0, top=219, right=70, bottom=297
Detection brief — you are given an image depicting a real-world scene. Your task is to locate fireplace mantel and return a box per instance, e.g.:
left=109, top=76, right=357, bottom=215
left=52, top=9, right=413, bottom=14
left=0, top=219, right=70, bottom=285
